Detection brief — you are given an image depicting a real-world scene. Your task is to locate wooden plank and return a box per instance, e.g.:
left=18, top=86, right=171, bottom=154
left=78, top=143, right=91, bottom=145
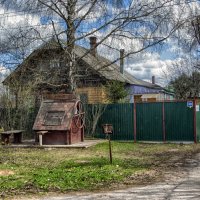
left=0, top=130, right=24, bottom=134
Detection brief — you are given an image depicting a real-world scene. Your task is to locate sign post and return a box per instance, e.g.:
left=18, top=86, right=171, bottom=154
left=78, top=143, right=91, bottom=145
left=108, top=134, right=112, bottom=164
left=102, top=124, right=113, bottom=164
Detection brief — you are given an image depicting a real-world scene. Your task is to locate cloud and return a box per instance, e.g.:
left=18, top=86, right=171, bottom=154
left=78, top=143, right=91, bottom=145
left=0, top=65, right=10, bottom=85
left=0, top=65, right=8, bottom=75
left=0, top=7, right=40, bottom=27
left=95, top=33, right=187, bottom=86
left=132, top=66, right=142, bottom=71
left=126, top=51, right=181, bottom=86
left=92, top=0, right=200, bottom=86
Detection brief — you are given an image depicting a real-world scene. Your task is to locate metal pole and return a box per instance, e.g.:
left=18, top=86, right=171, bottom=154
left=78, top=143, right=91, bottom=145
left=194, top=99, right=197, bottom=144
left=134, top=102, right=137, bottom=142
left=108, top=135, right=112, bottom=164
left=162, top=101, right=166, bottom=143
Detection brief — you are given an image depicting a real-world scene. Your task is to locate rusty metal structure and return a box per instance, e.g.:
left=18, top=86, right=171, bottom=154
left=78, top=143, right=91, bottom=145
left=102, top=124, right=113, bottom=135
left=33, top=94, right=85, bottom=145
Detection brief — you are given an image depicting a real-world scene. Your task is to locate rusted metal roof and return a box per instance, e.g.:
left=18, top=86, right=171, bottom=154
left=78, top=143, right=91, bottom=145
left=33, top=99, right=75, bottom=131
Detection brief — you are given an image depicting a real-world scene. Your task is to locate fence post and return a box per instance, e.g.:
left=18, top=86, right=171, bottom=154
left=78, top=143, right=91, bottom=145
left=162, top=101, right=166, bottom=143
left=194, top=99, right=197, bottom=144
left=134, top=102, right=137, bottom=142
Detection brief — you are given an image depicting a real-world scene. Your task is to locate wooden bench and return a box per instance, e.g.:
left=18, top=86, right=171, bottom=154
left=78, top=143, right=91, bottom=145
left=1, top=130, right=24, bottom=145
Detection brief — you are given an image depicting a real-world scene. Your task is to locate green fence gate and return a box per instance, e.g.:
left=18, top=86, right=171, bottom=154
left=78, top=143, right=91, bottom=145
left=164, top=102, right=194, bottom=141
left=136, top=102, right=163, bottom=141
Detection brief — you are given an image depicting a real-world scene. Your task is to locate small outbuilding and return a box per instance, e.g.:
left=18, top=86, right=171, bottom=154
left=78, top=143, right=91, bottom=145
left=33, top=94, right=84, bottom=145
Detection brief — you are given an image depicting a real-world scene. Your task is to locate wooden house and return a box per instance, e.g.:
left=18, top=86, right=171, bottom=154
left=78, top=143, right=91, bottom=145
left=2, top=37, right=174, bottom=105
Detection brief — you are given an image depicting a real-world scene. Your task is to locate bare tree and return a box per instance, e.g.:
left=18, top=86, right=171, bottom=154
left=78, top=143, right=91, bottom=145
left=85, top=104, right=107, bottom=137
left=169, top=3, right=200, bottom=71
left=0, top=0, right=194, bottom=93
left=169, top=71, right=200, bottom=99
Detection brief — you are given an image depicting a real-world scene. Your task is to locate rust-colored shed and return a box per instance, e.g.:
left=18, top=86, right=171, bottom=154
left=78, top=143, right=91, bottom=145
left=33, top=94, right=84, bottom=145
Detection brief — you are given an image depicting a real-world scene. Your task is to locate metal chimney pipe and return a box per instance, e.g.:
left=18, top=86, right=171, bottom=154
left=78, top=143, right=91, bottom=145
left=152, top=76, right=155, bottom=84
left=89, top=36, right=97, bottom=57
left=120, top=49, right=125, bottom=74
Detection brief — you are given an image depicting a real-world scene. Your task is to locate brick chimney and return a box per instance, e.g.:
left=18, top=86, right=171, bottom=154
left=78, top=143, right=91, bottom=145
left=89, top=36, right=97, bottom=57
left=152, top=75, right=155, bottom=84
left=120, top=49, right=125, bottom=74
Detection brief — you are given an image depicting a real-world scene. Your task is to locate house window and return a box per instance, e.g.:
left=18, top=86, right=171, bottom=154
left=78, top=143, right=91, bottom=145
left=80, top=93, right=88, bottom=104
left=50, top=59, right=61, bottom=69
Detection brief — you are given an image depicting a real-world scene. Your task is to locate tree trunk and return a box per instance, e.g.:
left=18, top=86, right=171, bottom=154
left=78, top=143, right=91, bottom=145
left=66, top=0, right=76, bottom=93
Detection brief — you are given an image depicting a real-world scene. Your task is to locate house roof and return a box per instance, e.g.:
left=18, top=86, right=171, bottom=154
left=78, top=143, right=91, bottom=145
left=2, top=38, right=162, bottom=90
left=74, top=45, right=162, bottom=89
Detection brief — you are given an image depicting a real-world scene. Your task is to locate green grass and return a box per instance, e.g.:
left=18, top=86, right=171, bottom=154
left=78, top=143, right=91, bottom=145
left=0, top=142, right=200, bottom=197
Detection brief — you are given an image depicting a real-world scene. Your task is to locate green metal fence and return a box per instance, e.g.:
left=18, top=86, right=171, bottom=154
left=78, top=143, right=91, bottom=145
left=0, top=101, right=197, bottom=142
left=91, top=104, right=134, bottom=140
left=87, top=101, right=196, bottom=142
left=136, top=102, right=163, bottom=141
left=165, top=102, right=194, bottom=141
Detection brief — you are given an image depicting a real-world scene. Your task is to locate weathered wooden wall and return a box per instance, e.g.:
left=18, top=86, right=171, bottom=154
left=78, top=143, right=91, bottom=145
left=76, top=86, right=107, bottom=104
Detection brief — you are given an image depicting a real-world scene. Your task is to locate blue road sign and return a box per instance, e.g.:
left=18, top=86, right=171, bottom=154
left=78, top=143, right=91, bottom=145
left=187, top=101, right=193, bottom=108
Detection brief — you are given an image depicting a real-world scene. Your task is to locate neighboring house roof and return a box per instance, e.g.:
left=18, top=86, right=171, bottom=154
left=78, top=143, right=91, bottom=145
left=2, top=38, right=163, bottom=90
